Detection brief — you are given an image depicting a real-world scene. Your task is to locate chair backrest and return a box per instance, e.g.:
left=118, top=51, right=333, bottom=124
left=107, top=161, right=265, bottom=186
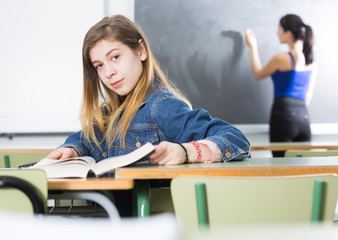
left=171, top=174, right=338, bottom=230
left=1, top=152, right=48, bottom=168
left=285, top=150, right=338, bottom=158
left=0, top=169, right=48, bottom=214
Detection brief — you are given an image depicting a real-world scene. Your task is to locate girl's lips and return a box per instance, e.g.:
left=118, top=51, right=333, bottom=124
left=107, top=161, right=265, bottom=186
left=111, top=79, right=123, bottom=88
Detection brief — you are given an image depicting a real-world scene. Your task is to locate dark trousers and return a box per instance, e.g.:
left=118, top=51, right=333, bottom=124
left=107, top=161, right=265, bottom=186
left=111, top=190, right=133, bottom=217
left=269, top=96, right=312, bottom=157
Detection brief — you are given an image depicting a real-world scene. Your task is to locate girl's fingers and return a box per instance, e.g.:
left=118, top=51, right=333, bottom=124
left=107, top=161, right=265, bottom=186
left=46, top=149, right=63, bottom=159
left=150, top=142, right=185, bottom=165
left=46, top=147, right=78, bottom=160
left=149, top=142, right=167, bottom=163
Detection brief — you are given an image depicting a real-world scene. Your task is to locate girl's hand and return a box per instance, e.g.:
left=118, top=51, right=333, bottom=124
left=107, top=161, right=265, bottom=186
left=46, top=147, right=79, bottom=160
left=244, top=29, right=257, bottom=49
left=149, top=141, right=186, bottom=165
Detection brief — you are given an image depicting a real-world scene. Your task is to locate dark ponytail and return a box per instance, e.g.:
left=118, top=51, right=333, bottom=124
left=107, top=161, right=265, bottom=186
left=303, top=24, right=314, bottom=65
left=280, top=14, right=314, bottom=65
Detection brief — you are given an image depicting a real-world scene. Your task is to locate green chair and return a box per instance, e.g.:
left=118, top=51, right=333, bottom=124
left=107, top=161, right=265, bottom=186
left=285, top=150, right=338, bottom=158
left=1, top=152, right=48, bottom=168
left=171, top=174, right=338, bottom=230
left=0, top=169, right=48, bottom=214
left=150, top=187, right=174, bottom=214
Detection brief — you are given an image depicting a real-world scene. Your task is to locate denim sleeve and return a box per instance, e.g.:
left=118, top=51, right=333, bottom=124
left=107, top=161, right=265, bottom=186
left=58, top=130, right=90, bottom=157
left=154, top=96, right=250, bottom=161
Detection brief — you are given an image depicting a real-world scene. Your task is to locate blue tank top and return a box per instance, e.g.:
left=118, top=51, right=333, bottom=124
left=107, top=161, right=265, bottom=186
left=271, top=52, right=312, bottom=100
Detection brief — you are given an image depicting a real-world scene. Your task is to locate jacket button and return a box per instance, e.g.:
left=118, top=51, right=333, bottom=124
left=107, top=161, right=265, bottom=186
left=102, top=152, right=108, bottom=158
left=226, top=152, right=232, bottom=159
left=136, top=142, right=141, bottom=148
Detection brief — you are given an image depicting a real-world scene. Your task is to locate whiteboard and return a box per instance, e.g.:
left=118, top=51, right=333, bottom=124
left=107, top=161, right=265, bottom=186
left=0, top=0, right=104, bottom=133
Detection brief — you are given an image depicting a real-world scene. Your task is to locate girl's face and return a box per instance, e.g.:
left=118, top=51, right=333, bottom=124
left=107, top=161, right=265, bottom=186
left=277, top=24, right=292, bottom=44
left=90, top=39, right=147, bottom=96
left=277, top=24, right=286, bottom=43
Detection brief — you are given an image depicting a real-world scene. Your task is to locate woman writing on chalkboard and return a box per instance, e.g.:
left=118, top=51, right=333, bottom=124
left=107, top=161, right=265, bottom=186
left=47, top=15, right=250, bottom=215
left=245, top=14, right=316, bottom=157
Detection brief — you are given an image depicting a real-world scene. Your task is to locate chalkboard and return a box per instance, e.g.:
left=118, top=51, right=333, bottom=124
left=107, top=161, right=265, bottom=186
left=135, top=0, right=338, bottom=124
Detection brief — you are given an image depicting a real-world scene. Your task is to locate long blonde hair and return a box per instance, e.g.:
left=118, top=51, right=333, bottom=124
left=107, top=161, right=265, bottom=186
left=81, top=15, right=191, bottom=149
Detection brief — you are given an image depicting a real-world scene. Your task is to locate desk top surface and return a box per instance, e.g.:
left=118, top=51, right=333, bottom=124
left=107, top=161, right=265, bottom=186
left=115, top=157, right=338, bottom=179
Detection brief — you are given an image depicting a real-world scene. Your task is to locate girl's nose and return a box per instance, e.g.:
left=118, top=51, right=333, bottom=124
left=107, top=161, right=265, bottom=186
left=104, top=64, right=117, bottom=78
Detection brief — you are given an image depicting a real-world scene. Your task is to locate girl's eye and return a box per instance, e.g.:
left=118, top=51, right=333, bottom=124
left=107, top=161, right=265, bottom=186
left=94, top=64, right=103, bottom=69
left=112, top=55, right=119, bottom=61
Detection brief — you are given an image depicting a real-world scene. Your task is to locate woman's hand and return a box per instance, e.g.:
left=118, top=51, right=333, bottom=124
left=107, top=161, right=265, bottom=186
left=244, top=29, right=257, bottom=49
left=46, top=147, right=79, bottom=160
left=149, top=141, right=186, bottom=165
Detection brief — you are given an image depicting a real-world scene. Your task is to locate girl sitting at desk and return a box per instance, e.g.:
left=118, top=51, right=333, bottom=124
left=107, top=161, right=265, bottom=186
left=47, top=15, right=250, bottom=216
left=47, top=15, right=249, bottom=166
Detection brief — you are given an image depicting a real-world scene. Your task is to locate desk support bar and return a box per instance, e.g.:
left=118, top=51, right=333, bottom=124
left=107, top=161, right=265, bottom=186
left=133, top=180, right=150, bottom=218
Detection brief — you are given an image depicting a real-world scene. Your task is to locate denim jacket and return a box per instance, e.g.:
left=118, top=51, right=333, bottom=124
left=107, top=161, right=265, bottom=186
left=60, top=87, right=250, bottom=162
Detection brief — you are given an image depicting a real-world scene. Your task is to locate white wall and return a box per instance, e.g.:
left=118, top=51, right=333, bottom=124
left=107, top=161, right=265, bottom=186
left=0, top=0, right=103, bottom=133
left=105, top=0, right=135, bottom=21
left=0, top=0, right=134, bottom=148
left=0, top=0, right=134, bottom=134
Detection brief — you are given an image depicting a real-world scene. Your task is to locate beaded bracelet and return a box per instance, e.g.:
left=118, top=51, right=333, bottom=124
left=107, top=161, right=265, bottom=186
left=190, top=141, right=201, bottom=163
left=176, top=143, right=189, bottom=164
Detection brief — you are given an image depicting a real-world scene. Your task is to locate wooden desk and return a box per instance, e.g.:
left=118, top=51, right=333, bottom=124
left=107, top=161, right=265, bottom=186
left=0, top=149, right=53, bottom=153
left=115, top=157, right=338, bottom=217
left=48, top=178, right=133, bottom=220
left=115, top=157, right=338, bottom=179
left=48, top=178, right=133, bottom=190
left=251, top=142, right=338, bottom=151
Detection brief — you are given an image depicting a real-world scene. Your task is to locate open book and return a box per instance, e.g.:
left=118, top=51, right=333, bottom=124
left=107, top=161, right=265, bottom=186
left=30, top=142, right=155, bottom=179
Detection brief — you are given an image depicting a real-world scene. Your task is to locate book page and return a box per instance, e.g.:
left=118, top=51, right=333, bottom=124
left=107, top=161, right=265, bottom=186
left=92, top=142, right=155, bottom=176
left=31, top=156, right=96, bottom=178
left=34, top=156, right=96, bottom=167
left=30, top=144, right=154, bottom=178
left=33, top=158, right=60, bottom=167
left=35, top=162, right=92, bottom=178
